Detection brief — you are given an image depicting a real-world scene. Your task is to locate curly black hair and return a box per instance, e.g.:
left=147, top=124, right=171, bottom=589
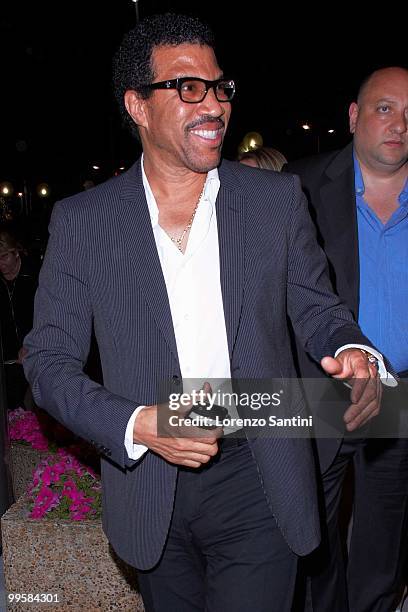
left=113, top=13, right=215, bottom=138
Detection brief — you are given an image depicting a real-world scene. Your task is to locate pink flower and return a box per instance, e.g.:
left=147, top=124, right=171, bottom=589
left=26, top=442, right=101, bottom=521
left=71, top=512, right=88, bottom=521
left=29, top=506, right=47, bottom=519
left=41, top=464, right=65, bottom=486
left=62, top=480, right=80, bottom=500
left=27, top=433, right=49, bottom=451
left=68, top=490, right=92, bottom=505
left=69, top=500, right=93, bottom=521
left=32, top=486, right=60, bottom=514
left=57, top=449, right=81, bottom=470
left=8, top=409, right=50, bottom=450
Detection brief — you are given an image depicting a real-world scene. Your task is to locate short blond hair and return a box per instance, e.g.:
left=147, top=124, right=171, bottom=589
left=238, top=147, right=287, bottom=172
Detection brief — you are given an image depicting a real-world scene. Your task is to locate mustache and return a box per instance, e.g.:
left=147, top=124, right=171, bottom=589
left=186, top=116, right=225, bottom=130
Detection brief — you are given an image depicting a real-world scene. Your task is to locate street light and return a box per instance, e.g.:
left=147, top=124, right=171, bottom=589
left=300, top=123, right=337, bottom=153
left=0, top=182, right=15, bottom=222
left=37, top=183, right=50, bottom=198
left=0, top=182, right=14, bottom=197
left=0, top=180, right=51, bottom=219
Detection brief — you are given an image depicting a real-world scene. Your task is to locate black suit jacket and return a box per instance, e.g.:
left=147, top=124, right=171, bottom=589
left=286, top=143, right=386, bottom=471
left=286, top=144, right=359, bottom=315
left=24, top=157, right=372, bottom=568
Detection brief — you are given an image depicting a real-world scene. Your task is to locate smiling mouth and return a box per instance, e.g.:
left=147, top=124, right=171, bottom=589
left=191, top=128, right=223, bottom=140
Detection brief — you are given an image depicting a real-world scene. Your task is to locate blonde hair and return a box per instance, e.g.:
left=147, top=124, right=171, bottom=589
left=238, top=146, right=287, bottom=172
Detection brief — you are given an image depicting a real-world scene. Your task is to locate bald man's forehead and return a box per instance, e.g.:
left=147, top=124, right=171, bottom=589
left=358, top=67, right=408, bottom=104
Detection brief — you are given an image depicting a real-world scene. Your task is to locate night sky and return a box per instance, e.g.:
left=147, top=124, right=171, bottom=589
left=1, top=1, right=405, bottom=205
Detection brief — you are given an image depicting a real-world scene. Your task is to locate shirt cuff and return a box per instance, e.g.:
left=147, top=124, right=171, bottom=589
left=334, top=344, right=398, bottom=387
left=124, top=406, right=149, bottom=460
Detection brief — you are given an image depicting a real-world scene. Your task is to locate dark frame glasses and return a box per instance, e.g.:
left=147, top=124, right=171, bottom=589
left=145, top=77, right=235, bottom=103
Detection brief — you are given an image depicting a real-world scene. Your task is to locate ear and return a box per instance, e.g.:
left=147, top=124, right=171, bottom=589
left=348, top=102, right=359, bottom=134
left=124, top=90, right=149, bottom=130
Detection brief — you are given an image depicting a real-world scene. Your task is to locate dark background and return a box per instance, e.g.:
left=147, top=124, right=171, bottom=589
left=0, top=0, right=405, bottom=243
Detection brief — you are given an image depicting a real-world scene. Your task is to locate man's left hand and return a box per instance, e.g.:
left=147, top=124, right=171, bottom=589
left=321, top=349, right=382, bottom=431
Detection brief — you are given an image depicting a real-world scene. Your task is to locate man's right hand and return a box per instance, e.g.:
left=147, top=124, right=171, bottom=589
left=133, top=393, right=222, bottom=468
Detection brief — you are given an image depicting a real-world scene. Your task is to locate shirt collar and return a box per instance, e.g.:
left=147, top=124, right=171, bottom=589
left=141, top=155, right=220, bottom=227
left=400, top=177, right=408, bottom=206
left=353, top=149, right=408, bottom=207
left=353, top=152, right=365, bottom=196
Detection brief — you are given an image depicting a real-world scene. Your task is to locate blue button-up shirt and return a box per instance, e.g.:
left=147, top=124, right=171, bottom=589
left=355, top=154, right=408, bottom=373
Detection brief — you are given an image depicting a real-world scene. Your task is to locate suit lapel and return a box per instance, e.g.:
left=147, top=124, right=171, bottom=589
left=116, top=160, right=246, bottom=363
left=318, top=145, right=360, bottom=316
left=217, top=162, right=246, bottom=357
left=117, top=161, right=179, bottom=363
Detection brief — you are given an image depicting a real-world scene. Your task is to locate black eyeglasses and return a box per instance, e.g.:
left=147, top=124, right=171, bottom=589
left=145, top=77, right=235, bottom=103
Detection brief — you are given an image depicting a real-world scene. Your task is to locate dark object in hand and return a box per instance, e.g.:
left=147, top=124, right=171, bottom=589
left=187, top=402, right=228, bottom=429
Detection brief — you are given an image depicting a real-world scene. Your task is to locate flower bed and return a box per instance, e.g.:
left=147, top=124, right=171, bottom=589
left=28, top=448, right=101, bottom=521
left=8, top=408, right=50, bottom=452
left=3, top=409, right=144, bottom=609
left=8, top=408, right=101, bottom=506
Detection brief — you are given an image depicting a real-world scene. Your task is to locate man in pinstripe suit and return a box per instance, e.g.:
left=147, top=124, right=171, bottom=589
left=24, top=14, right=383, bottom=612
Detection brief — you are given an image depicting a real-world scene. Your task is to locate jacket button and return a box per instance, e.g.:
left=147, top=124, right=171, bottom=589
left=172, top=375, right=181, bottom=386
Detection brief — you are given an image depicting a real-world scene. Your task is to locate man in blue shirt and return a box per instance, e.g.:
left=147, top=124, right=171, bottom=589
left=286, top=66, right=408, bottom=612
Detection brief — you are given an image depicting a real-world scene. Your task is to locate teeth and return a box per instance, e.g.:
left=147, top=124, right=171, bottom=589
left=192, top=129, right=220, bottom=140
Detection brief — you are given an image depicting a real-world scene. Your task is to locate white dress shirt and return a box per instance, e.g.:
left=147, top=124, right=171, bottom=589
left=125, top=158, right=232, bottom=460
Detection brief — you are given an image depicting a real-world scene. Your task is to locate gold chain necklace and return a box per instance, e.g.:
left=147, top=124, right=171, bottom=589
left=170, top=185, right=205, bottom=252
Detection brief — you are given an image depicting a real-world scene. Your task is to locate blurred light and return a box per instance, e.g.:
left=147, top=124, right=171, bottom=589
left=17, top=192, right=23, bottom=197
left=0, top=181, right=13, bottom=196
left=37, top=183, right=50, bottom=197
left=119, top=166, right=125, bottom=171
left=328, top=129, right=335, bottom=134
left=302, top=123, right=311, bottom=130
left=92, top=165, right=100, bottom=170
left=237, top=141, right=248, bottom=155
left=242, top=131, right=263, bottom=151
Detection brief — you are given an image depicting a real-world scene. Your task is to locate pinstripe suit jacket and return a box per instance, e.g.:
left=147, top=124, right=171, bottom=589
left=24, top=158, right=372, bottom=569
